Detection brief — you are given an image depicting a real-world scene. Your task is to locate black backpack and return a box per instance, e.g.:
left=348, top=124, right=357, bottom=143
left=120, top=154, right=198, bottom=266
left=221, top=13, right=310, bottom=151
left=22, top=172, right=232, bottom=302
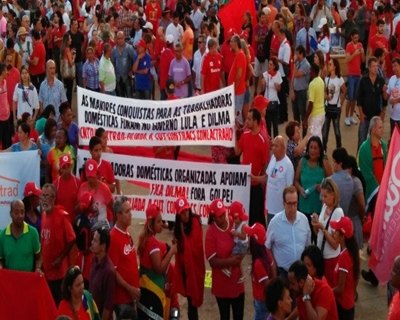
left=74, top=213, right=93, bottom=252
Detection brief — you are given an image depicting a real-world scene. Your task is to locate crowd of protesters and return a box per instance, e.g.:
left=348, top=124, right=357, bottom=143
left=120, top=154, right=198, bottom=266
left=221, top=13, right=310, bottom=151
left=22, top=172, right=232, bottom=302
left=0, top=0, right=400, bottom=319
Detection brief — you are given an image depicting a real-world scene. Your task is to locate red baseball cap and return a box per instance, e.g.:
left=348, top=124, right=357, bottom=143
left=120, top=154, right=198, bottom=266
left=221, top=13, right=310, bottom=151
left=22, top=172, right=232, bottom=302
left=330, top=216, right=354, bottom=239
left=137, top=39, right=147, bottom=49
left=175, top=197, right=190, bottom=214
left=146, top=204, right=161, bottom=220
left=229, top=201, right=248, bottom=221
left=23, top=182, right=42, bottom=197
left=79, top=192, right=93, bottom=211
left=85, top=159, right=98, bottom=178
left=59, top=154, right=72, bottom=169
left=243, top=223, right=266, bottom=245
left=77, top=16, right=85, bottom=23
left=253, top=95, right=269, bottom=112
left=209, top=199, right=226, bottom=217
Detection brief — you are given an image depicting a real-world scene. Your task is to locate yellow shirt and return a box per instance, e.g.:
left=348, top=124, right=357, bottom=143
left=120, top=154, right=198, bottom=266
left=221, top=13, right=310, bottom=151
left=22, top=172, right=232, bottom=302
left=308, top=76, right=325, bottom=117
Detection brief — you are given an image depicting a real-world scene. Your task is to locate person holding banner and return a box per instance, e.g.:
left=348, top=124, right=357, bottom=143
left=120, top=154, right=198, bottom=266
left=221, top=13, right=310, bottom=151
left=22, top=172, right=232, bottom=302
left=137, top=204, right=178, bottom=320
left=78, top=159, right=114, bottom=226
left=2, top=122, right=38, bottom=152
left=235, top=108, right=269, bottom=227
left=47, top=128, right=76, bottom=182
left=173, top=196, right=205, bottom=320
left=54, top=153, right=81, bottom=223
left=205, top=199, right=245, bottom=320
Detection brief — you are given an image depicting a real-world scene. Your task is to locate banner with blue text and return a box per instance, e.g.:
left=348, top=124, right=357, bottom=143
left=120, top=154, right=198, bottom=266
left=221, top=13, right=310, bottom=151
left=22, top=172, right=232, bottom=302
left=77, top=149, right=250, bottom=224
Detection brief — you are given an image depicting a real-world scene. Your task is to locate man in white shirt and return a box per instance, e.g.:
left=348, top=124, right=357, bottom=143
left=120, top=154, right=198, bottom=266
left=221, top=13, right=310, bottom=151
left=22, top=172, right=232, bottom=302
left=166, top=11, right=184, bottom=45
left=190, top=0, right=204, bottom=38
left=266, top=186, right=311, bottom=278
left=277, top=26, right=291, bottom=123
left=192, top=34, right=206, bottom=91
left=265, top=136, right=294, bottom=221
left=99, top=43, right=116, bottom=95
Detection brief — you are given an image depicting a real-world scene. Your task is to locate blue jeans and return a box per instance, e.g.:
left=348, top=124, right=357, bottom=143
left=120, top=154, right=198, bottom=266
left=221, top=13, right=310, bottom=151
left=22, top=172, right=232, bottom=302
left=254, top=299, right=269, bottom=320
left=347, top=75, right=360, bottom=101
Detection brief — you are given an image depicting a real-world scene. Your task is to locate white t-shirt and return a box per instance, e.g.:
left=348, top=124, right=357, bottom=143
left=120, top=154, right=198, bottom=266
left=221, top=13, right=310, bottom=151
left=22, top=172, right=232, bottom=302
left=316, top=205, right=344, bottom=259
left=13, top=83, right=39, bottom=118
left=192, top=49, right=205, bottom=90
left=278, top=39, right=291, bottom=77
left=325, top=76, right=345, bottom=108
left=263, top=71, right=282, bottom=103
left=387, top=75, right=400, bottom=121
left=166, top=23, right=184, bottom=45
left=265, top=155, right=294, bottom=215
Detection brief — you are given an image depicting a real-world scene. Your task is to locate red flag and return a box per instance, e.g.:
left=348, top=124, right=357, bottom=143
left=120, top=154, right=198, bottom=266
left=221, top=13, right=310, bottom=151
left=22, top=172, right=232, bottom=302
left=218, top=0, right=257, bottom=40
left=0, top=269, right=58, bottom=319
left=369, top=127, right=400, bottom=283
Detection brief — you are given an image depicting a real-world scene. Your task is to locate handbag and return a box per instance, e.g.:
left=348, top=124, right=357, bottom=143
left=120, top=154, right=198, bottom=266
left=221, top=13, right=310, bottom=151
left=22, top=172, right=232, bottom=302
left=61, top=58, right=76, bottom=79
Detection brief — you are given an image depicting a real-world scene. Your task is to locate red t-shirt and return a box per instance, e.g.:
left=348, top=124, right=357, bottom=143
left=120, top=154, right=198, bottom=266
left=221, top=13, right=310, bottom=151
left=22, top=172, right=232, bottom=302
left=109, top=226, right=140, bottom=305
left=372, top=143, right=384, bottom=184
left=153, top=38, right=167, bottom=69
left=334, top=249, right=355, bottom=309
left=41, top=206, right=76, bottom=280
left=221, top=41, right=235, bottom=74
left=54, top=175, right=81, bottom=223
left=6, top=67, right=20, bottom=107
left=205, top=223, right=245, bottom=298
left=52, top=25, right=67, bottom=49
left=388, top=292, right=400, bottom=320
left=29, top=41, right=46, bottom=75
left=368, top=34, right=388, bottom=55
left=228, top=50, right=247, bottom=95
left=159, top=48, right=175, bottom=90
left=270, top=34, right=281, bottom=59
left=78, top=181, right=113, bottom=224
left=97, top=159, right=116, bottom=186
left=238, top=130, right=270, bottom=179
left=139, top=235, right=167, bottom=269
left=58, top=299, right=90, bottom=320
left=201, top=51, right=223, bottom=93
left=252, top=258, right=269, bottom=301
left=297, top=278, right=338, bottom=320
left=346, top=41, right=363, bottom=76
left=145, top=2, right=162, bottom=31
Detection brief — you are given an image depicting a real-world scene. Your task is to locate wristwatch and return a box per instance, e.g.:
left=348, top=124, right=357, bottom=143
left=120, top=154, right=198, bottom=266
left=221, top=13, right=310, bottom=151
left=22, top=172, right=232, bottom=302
left=302, top=294, right=311, bottom=302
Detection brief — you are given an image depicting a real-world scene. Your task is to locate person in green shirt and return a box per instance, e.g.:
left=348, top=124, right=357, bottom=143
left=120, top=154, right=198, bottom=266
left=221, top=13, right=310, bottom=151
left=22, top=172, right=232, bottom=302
left=0, top=199, right=42, bottom=272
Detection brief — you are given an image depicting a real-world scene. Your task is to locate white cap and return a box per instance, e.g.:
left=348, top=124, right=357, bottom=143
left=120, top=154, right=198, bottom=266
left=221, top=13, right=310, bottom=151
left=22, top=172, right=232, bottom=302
left=262, top=6, right=271, bottom=15
left=143, top=21, right=153, bottom=30
left=166, top=34, right=174, bottom=44
left=318, top=17, right=328, bottom=29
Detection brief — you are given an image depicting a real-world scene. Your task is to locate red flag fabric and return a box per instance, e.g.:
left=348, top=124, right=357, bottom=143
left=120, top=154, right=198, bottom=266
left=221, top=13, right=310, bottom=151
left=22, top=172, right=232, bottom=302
left=0, top=269, right=58, bottom=319
left=369, top=127, right=400, bottom=283
left=218, top=0, right=257, bottom=40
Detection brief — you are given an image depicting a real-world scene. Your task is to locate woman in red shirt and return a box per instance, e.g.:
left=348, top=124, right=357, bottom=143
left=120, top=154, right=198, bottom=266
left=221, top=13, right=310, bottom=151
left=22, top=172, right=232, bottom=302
left=137, top=204, right=177, bottom=320
left=58, top=266, right=99, bottom=320
left=330, top=216, right=360, bottom=320
left=173, top=197, right=205, bottom=320
left=51, top=11, right=66, bottom=76
left=205, top=198, right=245, bottom=320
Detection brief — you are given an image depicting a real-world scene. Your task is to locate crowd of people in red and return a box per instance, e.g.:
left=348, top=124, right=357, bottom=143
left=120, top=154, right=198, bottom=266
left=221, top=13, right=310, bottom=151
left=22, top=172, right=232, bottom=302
left=0, top=0, right=400, bottom=319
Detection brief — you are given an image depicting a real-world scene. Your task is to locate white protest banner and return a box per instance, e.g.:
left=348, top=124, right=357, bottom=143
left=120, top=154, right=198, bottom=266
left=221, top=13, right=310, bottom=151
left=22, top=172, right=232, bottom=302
left=77, top=149, right=250, bottom=224
left=77, top=86, right=235, bottom=147
left=0, top=151, right=40, bottom=228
